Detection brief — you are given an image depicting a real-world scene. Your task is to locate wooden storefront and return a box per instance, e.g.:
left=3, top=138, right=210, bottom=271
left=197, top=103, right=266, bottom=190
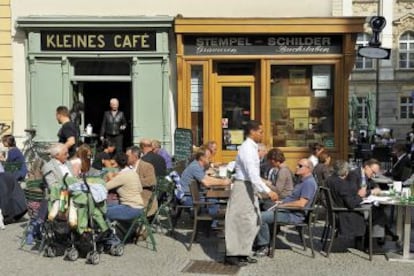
left=175, top=17, right=365, bottom=168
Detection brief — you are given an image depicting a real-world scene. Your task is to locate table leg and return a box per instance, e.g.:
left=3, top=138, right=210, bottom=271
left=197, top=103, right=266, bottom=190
left=386, top=206, right=414, bottom=262
left=396, top=205, right=403, bottom=242
left=402, top=206, right=411, bottom=258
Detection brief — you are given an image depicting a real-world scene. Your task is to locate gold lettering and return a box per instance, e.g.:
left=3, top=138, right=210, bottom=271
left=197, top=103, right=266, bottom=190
left=46, top=34, right=56, bottom=48
left=114, top=35, right=122, bottom=48
left=88, top=35, right=96, bottom=48
left=63, top=34, right=71, bottom=48
left=141, top=34, right=149, bottom=48
left=77, top=35, right=87, bottom=48
left=56, top=35, right=63, bottom=48
left=97, top=35, right=105, bottom=48
left=123, top=35, right=132, bottom=48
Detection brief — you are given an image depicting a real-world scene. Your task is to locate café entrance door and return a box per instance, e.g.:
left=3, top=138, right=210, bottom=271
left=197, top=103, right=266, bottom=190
left=214, top=76, right=255, bottom=162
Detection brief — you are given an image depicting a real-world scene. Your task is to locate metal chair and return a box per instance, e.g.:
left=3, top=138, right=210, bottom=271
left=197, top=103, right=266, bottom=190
left=270, top=188, right=319, bottom=258
left=151, top=176, right=175, bottom=234
left=117, top=184, right=159, bottom=251
left=319, top=186, right=372, bottom=260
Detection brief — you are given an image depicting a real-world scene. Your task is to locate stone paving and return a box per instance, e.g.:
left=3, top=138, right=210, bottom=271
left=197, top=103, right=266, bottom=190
left=0, top=216, right=413, bottom=276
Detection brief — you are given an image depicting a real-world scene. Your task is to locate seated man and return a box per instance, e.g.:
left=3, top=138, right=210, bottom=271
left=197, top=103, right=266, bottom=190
left=347, top=158, right=388, bottom=243
left=126, top=146, right=157, bottom=217
left=43, top=143, right=75, bottom=188
left=179, top=148, right=231, bottom=215
left=385, top=143, right=412, bottom=182
left=327, top=160, right=367, bottom=238
left=254, top=158, right=317, bottom=256
left=24, top=143, right=76, bottom=245
left=140, top=138, right=167, bottom=177
left=105, top=153, right=144, bottom=221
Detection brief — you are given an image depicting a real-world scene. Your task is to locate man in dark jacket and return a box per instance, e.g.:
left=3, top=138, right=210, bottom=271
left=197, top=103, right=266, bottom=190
left=140, top=138, right=167, bottom=177
left=327, top=160, right=366, bottom=238
left=100, top=98, right=127, bottom=154
left=346, top=159, right=388, bottom=241
left=385, top=143, right=412, bottom=182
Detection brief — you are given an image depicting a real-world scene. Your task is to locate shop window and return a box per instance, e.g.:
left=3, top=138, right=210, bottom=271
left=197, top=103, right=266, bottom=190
left=74, top=60, right=130, bottom=75
left=190, top=65, right=204, bottom=146
left=355, top=33, right=373, bottom=69
left=357, top=96, right=368, bottom=120
left=399, top=31, right=414, bottom=69
left=400, top=96, right=414, bottom=119
left=270, top=65, right=335, bottom=148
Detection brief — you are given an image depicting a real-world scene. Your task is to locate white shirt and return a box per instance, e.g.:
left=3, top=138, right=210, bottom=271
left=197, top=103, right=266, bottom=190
left=309, top=155, right=318, bottom=167
left=235, top=137, right=270, bottom=193
left=58, top=162, right=73, bottom=177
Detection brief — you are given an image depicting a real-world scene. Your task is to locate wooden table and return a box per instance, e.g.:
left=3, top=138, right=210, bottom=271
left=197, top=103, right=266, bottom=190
left=206, top=189, right=230, bottom=199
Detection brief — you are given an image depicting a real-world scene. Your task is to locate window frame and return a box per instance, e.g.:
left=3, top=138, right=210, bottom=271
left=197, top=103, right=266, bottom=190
left=399, top=31, right=414, bottom=69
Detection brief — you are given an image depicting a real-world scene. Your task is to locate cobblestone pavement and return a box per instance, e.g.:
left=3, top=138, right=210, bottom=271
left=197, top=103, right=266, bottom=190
left=1, top=216, right=413, bottom=276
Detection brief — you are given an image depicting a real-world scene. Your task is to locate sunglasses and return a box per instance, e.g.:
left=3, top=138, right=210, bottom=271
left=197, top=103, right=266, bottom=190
left=297, top=164, right=308, bottom=169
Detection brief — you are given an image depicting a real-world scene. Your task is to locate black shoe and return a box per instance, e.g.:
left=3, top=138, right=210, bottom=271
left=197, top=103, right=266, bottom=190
left=239, top=256, right=258, bottom=264
left=225, top=256, right=247, bottom=267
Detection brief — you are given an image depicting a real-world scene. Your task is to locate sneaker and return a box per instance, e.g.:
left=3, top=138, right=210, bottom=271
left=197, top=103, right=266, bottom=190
left=254, top=246, right=269, bottom=257
left=0, top=209, right=5, bottom=230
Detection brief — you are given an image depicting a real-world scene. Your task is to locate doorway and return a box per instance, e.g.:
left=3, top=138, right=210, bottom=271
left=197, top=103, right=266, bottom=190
left=81, top=82, right=132, bottom=151
left=215, top=76, right=255, bottom=162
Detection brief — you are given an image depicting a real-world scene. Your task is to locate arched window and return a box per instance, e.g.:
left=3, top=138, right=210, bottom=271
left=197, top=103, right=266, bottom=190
left=399, top=31, right=414, bottom=69
left=355, top=33, right=373, bottom=69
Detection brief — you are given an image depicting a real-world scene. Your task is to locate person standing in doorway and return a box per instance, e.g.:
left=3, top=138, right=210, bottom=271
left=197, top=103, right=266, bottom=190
left=225, top=120, right=278, bottom=267
left=100, top=98, right=127, bottom=154
left=56, top=106, right=78, bottom=158
left=69, top=101, right=84, bottom=142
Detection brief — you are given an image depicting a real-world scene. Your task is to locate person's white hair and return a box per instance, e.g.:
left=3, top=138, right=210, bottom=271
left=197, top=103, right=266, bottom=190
left=110, top=98, right=119, bottom=105
left=48, top=143, right=66, bottom=157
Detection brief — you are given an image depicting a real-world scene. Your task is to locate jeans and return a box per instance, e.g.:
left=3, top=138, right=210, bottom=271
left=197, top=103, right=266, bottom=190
left=255, top=210, right=293, bottom=247
left=181, top=196, right=219, bottom=216
left=106, top=203, right=143, bottom=221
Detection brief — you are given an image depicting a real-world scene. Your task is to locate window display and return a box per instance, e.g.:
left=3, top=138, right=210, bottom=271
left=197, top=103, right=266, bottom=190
left=270, top=65, right=335, bottom=148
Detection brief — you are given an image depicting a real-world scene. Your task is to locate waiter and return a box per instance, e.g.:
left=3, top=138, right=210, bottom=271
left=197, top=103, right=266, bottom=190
left=225, top=120, right=278, bottom=267
left=100, top=98, right=127, bottom=154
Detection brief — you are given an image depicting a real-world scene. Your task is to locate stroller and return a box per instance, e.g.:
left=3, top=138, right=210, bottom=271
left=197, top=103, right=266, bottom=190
left=41, top=173, right=123, bottom=264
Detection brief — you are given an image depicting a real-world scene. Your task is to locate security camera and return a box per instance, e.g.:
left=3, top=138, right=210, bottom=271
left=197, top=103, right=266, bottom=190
left=370, top=16, right=386, bottom=32
left=368, top=16, right=386, bottom=47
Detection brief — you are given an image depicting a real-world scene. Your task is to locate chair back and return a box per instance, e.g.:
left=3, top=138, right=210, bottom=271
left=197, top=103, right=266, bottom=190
left=189, top=180, right=201, bottom=203
left=304, top=187, right=320, bottom=224
left=318, top=186, right=335, bottom=225
left=173, top=160, right=187, bottom=176
left=189, top=180, right=203, bottom=216
left=3, top=161, right=23, bottom=173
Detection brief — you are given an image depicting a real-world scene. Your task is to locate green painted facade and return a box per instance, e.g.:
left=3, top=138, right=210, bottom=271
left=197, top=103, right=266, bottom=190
left=16, top=16, right=174, bottom=150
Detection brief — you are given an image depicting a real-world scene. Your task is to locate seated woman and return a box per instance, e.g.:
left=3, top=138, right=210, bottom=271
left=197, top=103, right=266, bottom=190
left=105, top=153, right=144, bottom=221
left=1, top=135, right=28, bottom=181
left=152, top=139, right=172, bottom=171
left=313, top=152, right=333, bottom=187
left=71, top=143, right=100, bottom=177
left=92, top=139, right=116, bottom=171
left=308, top=142, right=325, bottom=167
left=261, top=148, right=294, bottom=210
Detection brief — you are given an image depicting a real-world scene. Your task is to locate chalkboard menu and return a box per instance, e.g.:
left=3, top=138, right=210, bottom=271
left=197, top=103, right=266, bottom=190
left=174, top=128, right=193, bottom=162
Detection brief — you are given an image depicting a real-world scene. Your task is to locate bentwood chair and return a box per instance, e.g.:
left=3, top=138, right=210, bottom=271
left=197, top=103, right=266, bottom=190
left=270, top=188, right=319, bottom=258
left=188, top=180, right=215, bottom=251
left=319, top=186, right=372, bottom=261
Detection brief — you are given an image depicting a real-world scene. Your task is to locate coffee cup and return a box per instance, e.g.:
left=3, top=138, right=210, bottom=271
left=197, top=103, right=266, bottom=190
left=218, top=166, right=227, bottom=178
left=393, top=181, right=402, bottom=193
